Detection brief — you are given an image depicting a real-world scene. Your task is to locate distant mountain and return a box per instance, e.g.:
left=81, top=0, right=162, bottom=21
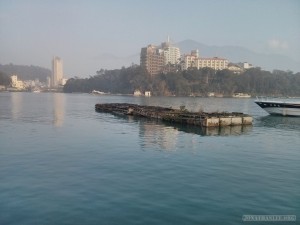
left=177, top=40, right=300, bottom=72
left=93, top=53, right=140, bottom=70
left=0, top=64, right=51, bottom=82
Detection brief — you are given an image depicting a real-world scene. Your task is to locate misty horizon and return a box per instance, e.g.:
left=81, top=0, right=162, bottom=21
left=1, top=0, right=299, bottom=77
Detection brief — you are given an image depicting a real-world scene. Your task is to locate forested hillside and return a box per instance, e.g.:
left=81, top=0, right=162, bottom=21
left=0, top=71, right=10, bottom=86
left=0, top=64, right=51, bottom=82
left=64, top=66, right=300, bottom=97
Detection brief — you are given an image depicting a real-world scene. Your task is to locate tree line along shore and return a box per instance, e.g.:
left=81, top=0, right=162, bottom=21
left=63, top=66, right=300, bottom=97
left=1, top=65, right=300, bottom=97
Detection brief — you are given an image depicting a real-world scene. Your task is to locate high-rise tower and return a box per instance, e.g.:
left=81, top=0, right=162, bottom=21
left=51, top=57, right=63, bottom=88
left=140, top=45, right=165, bottom=76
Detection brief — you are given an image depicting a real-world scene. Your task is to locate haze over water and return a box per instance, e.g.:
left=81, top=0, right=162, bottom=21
left=1, top=1, right=300, bottom=76
left=0, top=92, right=299, bottom=224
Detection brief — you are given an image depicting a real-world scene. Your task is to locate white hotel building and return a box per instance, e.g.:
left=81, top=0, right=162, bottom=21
left=162, top=41, right=181, bottom=65
left=11, top=75, right=24, bottom=90
left=182, top=50, right=228, bottom=70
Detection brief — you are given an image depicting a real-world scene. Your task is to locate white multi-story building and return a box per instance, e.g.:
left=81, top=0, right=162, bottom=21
left=181, top=50, right=228, bottom=70
left=164, top=46, right=181, bottom=65
left=181, top=50, right=199, bottom=70
left=11, top=75, right=24, bottom=89
left=51, top=56, right=64, bottom=88
left=197, top=57, right=228, bottom=70
left=161, top=39, right=181, bottom=65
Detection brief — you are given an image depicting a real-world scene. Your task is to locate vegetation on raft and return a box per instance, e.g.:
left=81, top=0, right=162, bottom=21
left=95, top=103, right=253, bottom=127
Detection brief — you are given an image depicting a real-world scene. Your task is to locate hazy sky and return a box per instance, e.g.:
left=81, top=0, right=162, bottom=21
left=1, top=0, right=299, bottom=77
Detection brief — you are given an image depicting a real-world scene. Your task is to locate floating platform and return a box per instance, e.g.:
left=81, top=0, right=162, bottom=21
left=95, top=103, right=252, bottom=127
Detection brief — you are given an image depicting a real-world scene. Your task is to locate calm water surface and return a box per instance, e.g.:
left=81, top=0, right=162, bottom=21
left=0, top=92, right=299, bottom=225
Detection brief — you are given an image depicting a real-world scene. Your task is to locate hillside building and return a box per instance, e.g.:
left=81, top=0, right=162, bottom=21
left=181, top=50, right=200, bottom=70
left=162, top=38, right=181, bottom=65
left=140, top=45, right=165, bottom=76
left=228, top=63, right=243, bottom=74
left=11, top=75, right=24, bottom=90
left=241, top=62, right=253, bottom=69
left=228, top=62, right=253, bottom=74
left=197, top=57, right=228, bottom=70
left=140, top=38, right=181, bottom=76
left=181, top=50, right=228, bottom=70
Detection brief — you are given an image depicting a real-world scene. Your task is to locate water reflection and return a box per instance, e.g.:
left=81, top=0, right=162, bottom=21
left=138, top=119, right=179, bottom=150
left=162, top=120, right=252, bottom=136
left=53, top=93, right=65, bottom=127
left=104, top=113, right=253, bottom=150
left=11, top=92, right=22, bottom=120
left=257, top=115, right=300, bottom=131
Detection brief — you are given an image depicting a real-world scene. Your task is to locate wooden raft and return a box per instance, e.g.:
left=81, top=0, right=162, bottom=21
left=95, top=103, right=253, bottom=127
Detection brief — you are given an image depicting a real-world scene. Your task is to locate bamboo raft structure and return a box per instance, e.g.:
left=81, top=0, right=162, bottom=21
left=95, top=103, right=253, bottom=127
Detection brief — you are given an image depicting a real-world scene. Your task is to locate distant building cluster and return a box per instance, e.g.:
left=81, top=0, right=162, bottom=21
left=140, top=38, right=252, bottom=76
left=7, top=56, right=68, bottom=92
left=9, top=74, right=45, bottom=91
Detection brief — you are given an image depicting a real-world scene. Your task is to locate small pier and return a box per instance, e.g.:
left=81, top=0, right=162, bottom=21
left=95, top=103, right=252, bottom=127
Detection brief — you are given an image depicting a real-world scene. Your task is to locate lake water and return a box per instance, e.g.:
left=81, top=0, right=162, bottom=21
left=0, top=92, right=299, bottom=225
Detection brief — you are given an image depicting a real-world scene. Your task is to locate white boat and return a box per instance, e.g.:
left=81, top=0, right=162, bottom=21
left=91, top=90, right=106, bottom=95
left=232, top=93, right=251, bottom=98
left=255, top=97, right=300, bottom=116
